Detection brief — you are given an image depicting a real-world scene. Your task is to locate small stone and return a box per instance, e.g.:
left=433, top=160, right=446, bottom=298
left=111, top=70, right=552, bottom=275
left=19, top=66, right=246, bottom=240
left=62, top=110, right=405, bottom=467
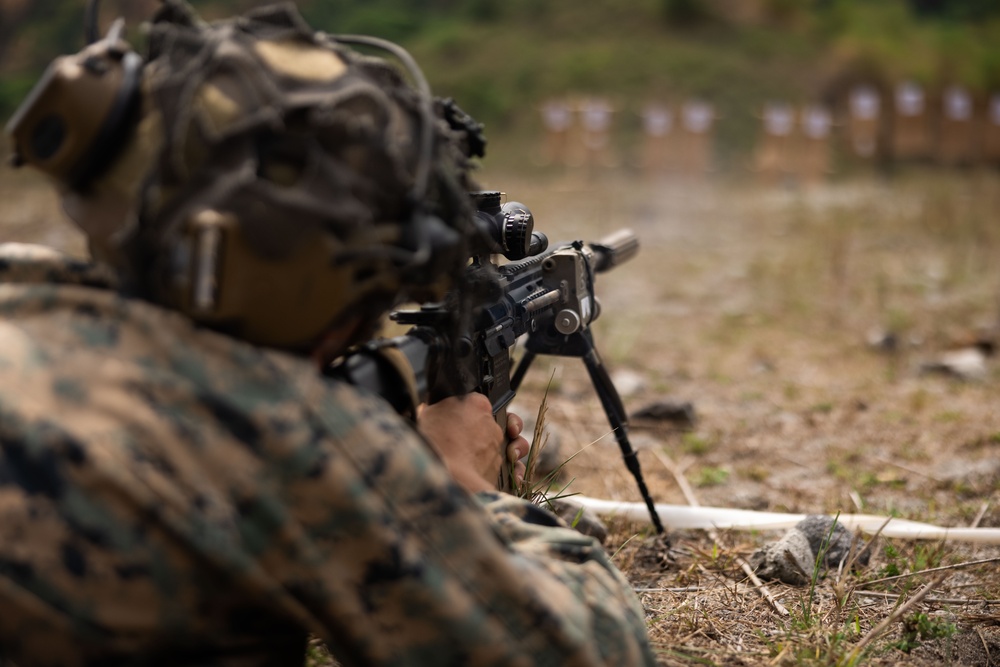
left=749, top=515, right=870, bottom=585
left=866, top=327, right=898, bottom=353
left=611, top=369, right=647, bottom=397
left=748, top=528, right=814, bottom=585
left=919, top=347, right=988, bottom=381
left=795, top=515, right=870, bottom=569
left=630, top=400, right=697, bottom=429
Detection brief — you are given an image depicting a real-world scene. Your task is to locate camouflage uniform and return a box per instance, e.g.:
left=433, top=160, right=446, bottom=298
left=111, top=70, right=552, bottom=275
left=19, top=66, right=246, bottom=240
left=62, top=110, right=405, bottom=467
left=0, top=244, right=655, bottom=667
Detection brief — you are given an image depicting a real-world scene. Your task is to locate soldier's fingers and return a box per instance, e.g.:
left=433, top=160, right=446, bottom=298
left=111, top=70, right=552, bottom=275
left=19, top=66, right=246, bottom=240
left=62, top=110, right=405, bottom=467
left=512, top=460, right=527, bottom=485
left=506, top=435, right=529, bottom=463
left=506, top=412, right=524, bottom=439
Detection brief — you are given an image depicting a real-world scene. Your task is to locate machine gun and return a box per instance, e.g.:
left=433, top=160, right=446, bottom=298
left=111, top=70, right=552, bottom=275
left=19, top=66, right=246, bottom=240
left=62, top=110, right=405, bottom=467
left=328, top=191, right=664, bottom=534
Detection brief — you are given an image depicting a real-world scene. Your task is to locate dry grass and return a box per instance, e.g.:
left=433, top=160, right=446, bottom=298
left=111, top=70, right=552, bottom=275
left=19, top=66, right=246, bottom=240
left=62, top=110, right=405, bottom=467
left=484, top=164, right=1000, bottom=666
left=4, top=159, right=1000, bottom=665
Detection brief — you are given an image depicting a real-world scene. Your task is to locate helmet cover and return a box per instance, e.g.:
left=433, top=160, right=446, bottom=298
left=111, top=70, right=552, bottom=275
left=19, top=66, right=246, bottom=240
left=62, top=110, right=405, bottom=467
left=12, top=0, right=479, bottom=352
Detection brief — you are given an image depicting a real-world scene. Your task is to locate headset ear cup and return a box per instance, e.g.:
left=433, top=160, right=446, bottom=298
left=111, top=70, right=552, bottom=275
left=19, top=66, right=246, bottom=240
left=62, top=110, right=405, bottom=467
left=5, top=40, right=143, bottom=191
left=68, top=50, right=144, bottom=189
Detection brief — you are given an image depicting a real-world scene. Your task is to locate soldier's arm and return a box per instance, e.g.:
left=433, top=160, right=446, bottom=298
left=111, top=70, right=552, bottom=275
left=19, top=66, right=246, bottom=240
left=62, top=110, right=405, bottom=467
left=477, top=489, right=656, bottom=666
left=291, top=379, right=658, bottom=666
left=415, top=394, right=655, bottom=662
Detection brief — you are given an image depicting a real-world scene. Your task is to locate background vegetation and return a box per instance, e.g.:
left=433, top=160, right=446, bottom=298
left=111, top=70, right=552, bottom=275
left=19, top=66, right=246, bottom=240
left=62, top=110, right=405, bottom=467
left=3, top=0, right=1000, bottom=169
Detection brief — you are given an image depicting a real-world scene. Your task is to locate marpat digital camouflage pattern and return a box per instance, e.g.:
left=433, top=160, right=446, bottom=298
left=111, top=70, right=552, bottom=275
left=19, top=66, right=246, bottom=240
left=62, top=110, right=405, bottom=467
left=0, top=244, right=655, bottom=667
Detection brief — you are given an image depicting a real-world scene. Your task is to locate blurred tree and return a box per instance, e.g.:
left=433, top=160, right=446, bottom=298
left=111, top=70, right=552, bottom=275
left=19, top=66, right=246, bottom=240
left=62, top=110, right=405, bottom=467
left=300, top=0, right=423, bottom=42
left=467, top=0, right=502, bottom=22
left=908, top=0, right=1000, bottom=20
left=764, top=0, right=806, bottom=25
left=661, top=0, right=713, bottom=25
left=0, top=0, right=34, bottom=66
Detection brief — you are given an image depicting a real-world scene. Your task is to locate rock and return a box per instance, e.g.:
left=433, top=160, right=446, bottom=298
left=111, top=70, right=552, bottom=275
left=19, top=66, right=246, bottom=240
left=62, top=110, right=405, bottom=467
left=748, top=527, right=814, bottom=585
left=630, top=400, right=697, bottom=429
left=611, top=369, right=647, bottom=397
left=919, top=346, right=988, bottom=381
left=866, top=327, right=899, bottom=353
left=938, top=457, right=1000, bottom=488
left=749, top=515, right=871, bottom=585
left=796, top=515, right=870, bottom=569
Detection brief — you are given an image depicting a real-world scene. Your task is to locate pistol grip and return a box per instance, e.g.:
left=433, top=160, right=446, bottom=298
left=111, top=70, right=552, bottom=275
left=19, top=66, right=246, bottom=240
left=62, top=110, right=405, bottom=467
left=488, top=387, right=517, bottom=493
left=494, top=404, right=514, bottom=492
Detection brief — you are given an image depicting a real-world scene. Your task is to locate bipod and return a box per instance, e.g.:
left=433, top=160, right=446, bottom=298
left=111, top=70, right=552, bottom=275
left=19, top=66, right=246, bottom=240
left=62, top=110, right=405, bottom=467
left=511, top=328, right=665, bottom=534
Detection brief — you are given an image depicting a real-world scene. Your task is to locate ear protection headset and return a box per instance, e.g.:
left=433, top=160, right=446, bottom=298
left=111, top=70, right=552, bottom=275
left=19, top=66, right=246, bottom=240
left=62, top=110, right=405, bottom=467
left=8, top=3, right=441, bottom=197
left=5, top=15, right=142, bottom=191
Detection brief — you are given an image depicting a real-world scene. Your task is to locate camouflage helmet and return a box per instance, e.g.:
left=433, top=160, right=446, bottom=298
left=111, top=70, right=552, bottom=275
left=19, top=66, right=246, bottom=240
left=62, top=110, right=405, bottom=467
left=7, top=0, right=480, bottom=353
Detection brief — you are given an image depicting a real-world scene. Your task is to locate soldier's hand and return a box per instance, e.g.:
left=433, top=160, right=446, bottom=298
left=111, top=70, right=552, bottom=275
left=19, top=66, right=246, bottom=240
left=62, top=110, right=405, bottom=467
left=418, top=394, right=529, bottom=494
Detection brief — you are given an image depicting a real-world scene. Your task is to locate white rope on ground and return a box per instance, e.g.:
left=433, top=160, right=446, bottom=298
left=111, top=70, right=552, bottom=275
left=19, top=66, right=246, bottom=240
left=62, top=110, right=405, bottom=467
left=573, top=496, right=1000, bottom=544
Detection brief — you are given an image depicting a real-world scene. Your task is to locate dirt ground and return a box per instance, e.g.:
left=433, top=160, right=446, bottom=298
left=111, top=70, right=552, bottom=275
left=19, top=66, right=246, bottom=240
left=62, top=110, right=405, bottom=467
left=3, top=163, right=1000, bottom=665
left=481, top=164, right=1000, bottom=666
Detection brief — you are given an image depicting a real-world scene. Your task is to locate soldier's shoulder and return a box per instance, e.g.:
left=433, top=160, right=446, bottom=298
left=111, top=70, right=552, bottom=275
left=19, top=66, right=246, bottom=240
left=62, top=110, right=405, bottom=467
left=0, top=243, right=315, bottom=394
left=0, top=243, right=116, bottom=288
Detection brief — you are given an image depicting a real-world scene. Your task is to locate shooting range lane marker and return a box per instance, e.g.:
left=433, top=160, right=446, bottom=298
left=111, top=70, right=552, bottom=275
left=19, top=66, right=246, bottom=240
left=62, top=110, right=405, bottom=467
left=571, top=496, right=1000, bottom=544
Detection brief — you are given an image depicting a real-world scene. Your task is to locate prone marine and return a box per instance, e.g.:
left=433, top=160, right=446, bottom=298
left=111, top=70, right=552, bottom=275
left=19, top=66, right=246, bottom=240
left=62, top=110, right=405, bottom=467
left=0, top=1, right=657, bottom=665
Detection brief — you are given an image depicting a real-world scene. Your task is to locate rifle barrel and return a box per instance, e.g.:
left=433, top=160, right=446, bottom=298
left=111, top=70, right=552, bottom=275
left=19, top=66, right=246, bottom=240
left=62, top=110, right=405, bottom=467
left=591, top=229, right=639, bottom=273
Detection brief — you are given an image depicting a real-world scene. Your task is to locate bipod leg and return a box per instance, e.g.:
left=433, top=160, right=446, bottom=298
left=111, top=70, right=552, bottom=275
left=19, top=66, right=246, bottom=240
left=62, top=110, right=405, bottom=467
left=579, top=333, right=665, bottom=534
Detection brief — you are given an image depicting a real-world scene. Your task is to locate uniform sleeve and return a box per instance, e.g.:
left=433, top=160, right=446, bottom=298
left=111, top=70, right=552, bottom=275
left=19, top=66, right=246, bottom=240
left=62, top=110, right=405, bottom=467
left=474, top=491, right=655, bottom=664
left=272, top=377, right=659, bottom=667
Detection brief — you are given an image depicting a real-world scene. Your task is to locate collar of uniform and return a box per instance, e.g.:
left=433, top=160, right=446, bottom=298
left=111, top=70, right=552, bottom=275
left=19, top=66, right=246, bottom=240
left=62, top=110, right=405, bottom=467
left=0, top=243, right=117, bottom=289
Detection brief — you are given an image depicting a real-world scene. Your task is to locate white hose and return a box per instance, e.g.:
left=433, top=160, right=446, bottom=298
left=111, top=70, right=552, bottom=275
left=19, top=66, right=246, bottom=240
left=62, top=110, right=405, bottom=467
left=574, top=496, right=1000, bottom=544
